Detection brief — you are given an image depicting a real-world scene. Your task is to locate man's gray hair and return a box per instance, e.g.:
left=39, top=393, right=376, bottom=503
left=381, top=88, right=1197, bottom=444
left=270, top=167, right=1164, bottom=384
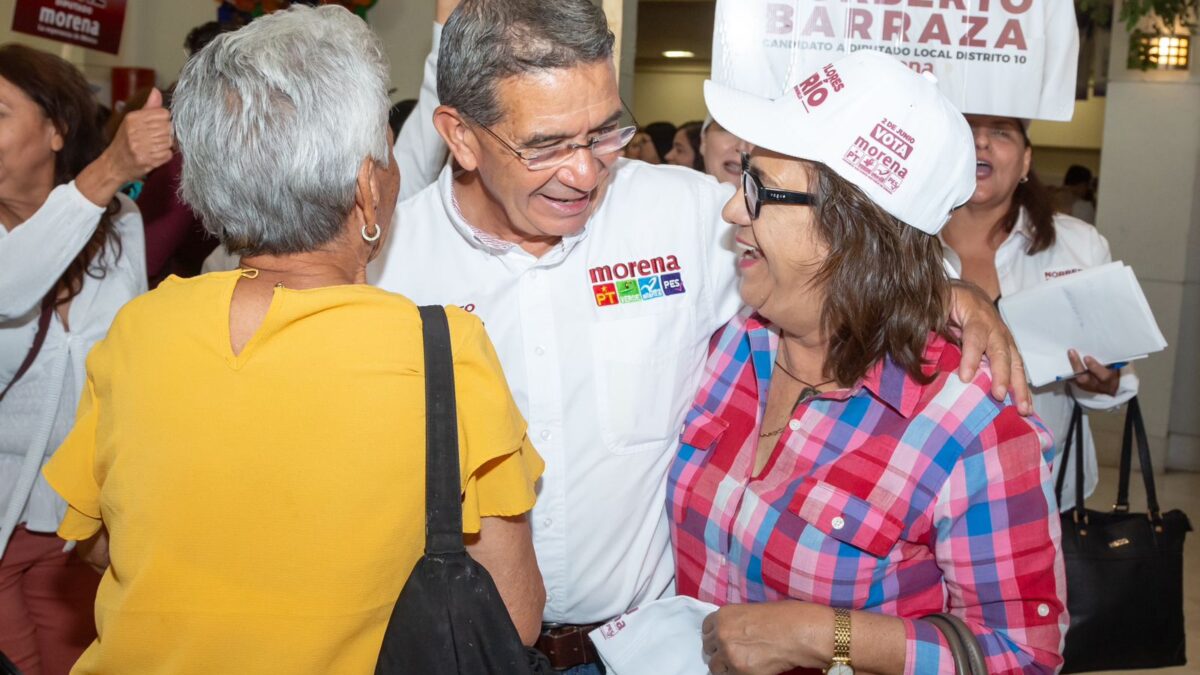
left=438, top=0, right=615, bottom=127
left=173, top=5, right=390, bottom=256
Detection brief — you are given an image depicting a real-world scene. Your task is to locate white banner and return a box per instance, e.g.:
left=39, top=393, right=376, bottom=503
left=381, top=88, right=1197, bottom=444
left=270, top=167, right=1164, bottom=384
left=713, top=0, right=1080, bottom=121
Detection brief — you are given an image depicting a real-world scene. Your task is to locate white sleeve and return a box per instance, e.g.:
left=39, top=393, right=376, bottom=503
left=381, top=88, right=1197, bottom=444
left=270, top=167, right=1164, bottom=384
left=395, top=23, right=448, bottom=202
left=0, top=182, right=105, bottom=321
left=113, top=194, right=149, bottom=296
left=700, top=179, right=740, bottom=336
left=1071, top=365, right=1139, bottom=411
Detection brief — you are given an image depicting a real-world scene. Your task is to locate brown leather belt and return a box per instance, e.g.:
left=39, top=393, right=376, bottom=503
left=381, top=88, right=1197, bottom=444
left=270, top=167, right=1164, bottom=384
left=535, top=622, right=605, bottom=671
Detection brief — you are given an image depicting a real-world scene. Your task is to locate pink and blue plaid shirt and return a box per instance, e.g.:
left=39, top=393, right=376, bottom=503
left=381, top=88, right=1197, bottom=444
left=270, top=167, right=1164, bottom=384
left=668, top=309, right=1067, bottom=674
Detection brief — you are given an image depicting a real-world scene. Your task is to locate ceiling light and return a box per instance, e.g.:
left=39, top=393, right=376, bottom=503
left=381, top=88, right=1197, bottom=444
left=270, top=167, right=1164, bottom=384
left=662, top=50, right=695, bottom=59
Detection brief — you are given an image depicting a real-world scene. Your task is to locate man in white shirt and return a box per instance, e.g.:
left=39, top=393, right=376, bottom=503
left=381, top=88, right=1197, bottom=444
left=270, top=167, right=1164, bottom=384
left=371, top=0, right=1029, bottom=670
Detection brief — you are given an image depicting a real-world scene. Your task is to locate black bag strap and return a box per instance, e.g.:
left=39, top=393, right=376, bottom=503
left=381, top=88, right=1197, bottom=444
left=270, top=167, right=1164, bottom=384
left=1054, top=403, right=1086, bottom=512
left=1117, top=397, right=1162, bottom=519
left=418, top=305, right=465, bottom=555
left=0, top=294, right=55, bottom=405
left=1115, top=397, right=1134, bottom=510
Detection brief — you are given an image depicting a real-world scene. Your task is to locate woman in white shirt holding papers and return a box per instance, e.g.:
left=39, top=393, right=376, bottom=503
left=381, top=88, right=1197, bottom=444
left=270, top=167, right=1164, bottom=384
left=941, top=114, right=1137, bottom=507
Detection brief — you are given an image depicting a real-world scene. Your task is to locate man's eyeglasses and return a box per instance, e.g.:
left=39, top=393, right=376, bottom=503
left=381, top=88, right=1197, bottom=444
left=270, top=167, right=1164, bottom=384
left=470, top=101, right=641, bottom=171
left=742, top=153, right=817, bottom=219
left=473, top=123, right=638, bottom=171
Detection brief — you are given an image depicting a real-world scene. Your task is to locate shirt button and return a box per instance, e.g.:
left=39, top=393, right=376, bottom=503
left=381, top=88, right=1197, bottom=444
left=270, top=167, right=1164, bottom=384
left=534, top=346, right=546, bottom=356
left=529, top=270, right=539, bottom=279
left=1037, top=603, right=1050, bottom=617
left=831, top=516, right=846, bottom=530
left=542, top=518, right=553, bottom=528
left=788, top=419, right=802, bottom=432
left=540, top=430, right=552, bottom=441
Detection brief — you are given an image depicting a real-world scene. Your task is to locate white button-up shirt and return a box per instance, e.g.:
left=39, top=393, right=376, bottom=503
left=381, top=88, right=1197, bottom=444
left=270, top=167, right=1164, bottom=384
left=943, top=210, right=1138, bottom=507
left=372, top=160, right=739, bottom=622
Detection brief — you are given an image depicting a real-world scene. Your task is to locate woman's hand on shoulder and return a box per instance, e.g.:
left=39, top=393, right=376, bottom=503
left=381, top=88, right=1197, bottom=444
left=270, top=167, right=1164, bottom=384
left=702, top=601, right=826, bottom=674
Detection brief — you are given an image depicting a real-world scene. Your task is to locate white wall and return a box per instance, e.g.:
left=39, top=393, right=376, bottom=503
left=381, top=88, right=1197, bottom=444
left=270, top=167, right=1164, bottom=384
left=632, top=64, right=708, bottom=124
left=0, top=0, right=437, bottom=101
left=1091, top=5, right=1200, bottom=472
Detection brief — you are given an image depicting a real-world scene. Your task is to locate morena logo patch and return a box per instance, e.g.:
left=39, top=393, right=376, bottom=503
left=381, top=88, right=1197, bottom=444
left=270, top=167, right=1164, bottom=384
left=589, top=255, right=686, bottom=307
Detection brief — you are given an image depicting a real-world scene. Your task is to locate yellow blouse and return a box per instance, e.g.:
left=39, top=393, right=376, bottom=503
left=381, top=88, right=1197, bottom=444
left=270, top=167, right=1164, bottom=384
left=43, top=271, right=543, bottom=674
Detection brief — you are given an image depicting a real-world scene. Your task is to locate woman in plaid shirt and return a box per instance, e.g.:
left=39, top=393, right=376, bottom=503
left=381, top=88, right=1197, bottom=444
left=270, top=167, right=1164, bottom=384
left=668, top=53, right=1067, bottom=675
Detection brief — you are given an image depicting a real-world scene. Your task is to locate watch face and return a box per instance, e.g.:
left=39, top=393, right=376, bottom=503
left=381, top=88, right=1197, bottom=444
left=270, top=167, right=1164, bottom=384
left=827, top=664, right=854, bottom=675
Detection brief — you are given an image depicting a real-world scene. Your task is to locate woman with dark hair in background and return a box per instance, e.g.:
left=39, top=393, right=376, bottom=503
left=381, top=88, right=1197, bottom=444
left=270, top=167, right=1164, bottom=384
left=665, top=120, right=704, bottom=172
left=941, top=115, right=1137, bottom=509
left=0, top=44, right=172, bottom=674
left=626, top=121, right=676, bottom=164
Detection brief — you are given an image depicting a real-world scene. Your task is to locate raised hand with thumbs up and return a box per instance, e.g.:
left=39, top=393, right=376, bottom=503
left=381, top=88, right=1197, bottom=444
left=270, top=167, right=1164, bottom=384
left=76, top=88, right=174, bottom=207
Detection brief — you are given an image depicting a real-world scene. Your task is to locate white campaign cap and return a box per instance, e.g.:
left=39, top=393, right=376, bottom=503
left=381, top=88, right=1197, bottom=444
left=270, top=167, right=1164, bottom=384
left=704, top=51, right=975, bottom=235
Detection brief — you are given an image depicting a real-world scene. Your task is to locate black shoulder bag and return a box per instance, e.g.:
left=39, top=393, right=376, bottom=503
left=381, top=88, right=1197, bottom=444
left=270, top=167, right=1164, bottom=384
left=1056, top=398, right=1191, bottom=673
left=375, top=305, right=549, bottom=675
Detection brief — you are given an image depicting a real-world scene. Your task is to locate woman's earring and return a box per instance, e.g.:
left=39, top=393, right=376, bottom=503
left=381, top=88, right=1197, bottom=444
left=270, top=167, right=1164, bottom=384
left=1019, top=175, right=1029, bottom=184
left=361, top=223, right=382, bottom=242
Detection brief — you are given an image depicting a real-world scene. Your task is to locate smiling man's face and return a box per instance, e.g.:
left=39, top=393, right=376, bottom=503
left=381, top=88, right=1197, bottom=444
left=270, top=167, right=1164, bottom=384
left=468, top=60, right=624, bottom=241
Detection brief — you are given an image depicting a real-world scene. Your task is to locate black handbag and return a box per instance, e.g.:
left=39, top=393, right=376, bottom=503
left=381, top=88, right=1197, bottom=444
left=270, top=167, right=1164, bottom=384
left=375, top=305, right=550, bottom=675
left=1056, top=398, right=1191, bottom=673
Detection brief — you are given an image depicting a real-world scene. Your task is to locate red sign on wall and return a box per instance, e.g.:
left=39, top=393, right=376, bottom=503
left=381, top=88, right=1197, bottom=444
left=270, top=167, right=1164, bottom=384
left=12, top=0, right=128, bottom=55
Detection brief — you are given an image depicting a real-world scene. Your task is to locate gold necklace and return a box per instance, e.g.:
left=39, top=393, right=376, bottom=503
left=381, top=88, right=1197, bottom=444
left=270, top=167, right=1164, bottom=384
left=758, top=358, right=836, bottom=439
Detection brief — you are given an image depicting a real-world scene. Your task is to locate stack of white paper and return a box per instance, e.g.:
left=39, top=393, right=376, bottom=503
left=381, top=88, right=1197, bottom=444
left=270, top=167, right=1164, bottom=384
left=998, top=262, right=1168, bottom=387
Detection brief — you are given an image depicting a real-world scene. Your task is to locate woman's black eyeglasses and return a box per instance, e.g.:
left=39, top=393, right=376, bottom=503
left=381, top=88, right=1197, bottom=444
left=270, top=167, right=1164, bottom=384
left=742, top=153, right=817, bottom=219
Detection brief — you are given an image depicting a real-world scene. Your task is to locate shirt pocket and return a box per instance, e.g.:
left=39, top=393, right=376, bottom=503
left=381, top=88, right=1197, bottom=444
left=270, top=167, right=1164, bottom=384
left=592, top=307, right=697, bottom=454
left=785, top=477, right=906, bottom=559
left=679, top=407, right=728, bottom=451
left=670, top=408, right=729, bottom=523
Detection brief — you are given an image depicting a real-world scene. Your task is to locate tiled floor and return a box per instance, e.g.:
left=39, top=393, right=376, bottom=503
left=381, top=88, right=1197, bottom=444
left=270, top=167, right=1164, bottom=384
left=1080, top=466, right=1200, bottom=674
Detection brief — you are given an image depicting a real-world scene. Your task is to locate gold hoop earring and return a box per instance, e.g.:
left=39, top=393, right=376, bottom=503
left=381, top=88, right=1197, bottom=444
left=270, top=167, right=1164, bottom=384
left=361, top=223, right=381, bottom=242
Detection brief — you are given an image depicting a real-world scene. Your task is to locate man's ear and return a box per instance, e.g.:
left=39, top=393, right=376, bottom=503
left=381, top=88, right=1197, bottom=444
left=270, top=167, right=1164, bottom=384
left=433, top=105, right=482, bottom=172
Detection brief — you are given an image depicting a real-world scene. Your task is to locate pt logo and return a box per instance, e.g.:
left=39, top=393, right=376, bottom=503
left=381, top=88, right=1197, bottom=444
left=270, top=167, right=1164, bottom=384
left=588, top=254, right=686, bottom=308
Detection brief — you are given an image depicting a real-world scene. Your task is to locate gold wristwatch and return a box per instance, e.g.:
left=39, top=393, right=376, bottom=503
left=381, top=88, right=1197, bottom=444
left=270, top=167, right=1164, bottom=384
left=824, top=608, right=854, bottom=675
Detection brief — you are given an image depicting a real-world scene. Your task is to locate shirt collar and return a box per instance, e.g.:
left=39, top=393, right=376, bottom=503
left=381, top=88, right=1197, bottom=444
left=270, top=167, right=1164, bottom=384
left=855, top=346, right=942, bottom=419
left=744, top=311, right=941, bottom=419
left=437, top=165, right=590, bottom=261
left=1007, top=206, right=1033, bottom=244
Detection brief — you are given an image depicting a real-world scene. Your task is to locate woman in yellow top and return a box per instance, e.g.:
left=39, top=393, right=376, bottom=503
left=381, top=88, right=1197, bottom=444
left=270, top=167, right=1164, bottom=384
left=42, top=6, right=545, bottom=673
